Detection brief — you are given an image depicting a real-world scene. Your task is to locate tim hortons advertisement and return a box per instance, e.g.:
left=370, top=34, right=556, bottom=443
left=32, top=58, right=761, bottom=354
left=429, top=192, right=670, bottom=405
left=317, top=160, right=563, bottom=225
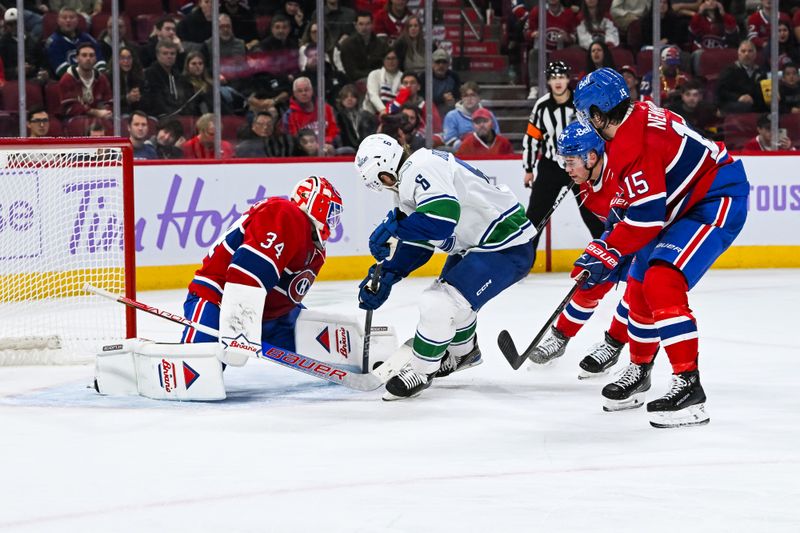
left=131, top=155, right=799, bottom=268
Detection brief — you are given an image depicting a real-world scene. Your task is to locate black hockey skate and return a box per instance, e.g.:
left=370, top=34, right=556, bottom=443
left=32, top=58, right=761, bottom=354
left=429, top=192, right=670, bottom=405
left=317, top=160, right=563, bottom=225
left=526, top=326, right=569, bottom=366
left=601, top=361, right=653, bottom=411
left=434, top=343, right=483, bottom=379
left=647, top=370, right=710, bottom=428
left=383, top=366, right=433, bottom=401
left=578, top=332, right=625, bottom=379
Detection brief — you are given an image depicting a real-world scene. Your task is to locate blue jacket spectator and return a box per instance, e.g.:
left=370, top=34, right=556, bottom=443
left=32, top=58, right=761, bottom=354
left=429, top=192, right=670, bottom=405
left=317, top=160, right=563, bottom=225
left=45, top=7, right=105, bottom=77
left=442, top=82, right=499, bottom=149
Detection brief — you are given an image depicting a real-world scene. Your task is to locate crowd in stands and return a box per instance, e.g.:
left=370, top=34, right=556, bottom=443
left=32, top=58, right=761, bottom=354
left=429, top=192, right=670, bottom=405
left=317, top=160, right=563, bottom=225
left=0, top=0, right=514, bottom=158
left=1, top=0, right=798, bottom=157
left=510, top=0, right=800, bottom=150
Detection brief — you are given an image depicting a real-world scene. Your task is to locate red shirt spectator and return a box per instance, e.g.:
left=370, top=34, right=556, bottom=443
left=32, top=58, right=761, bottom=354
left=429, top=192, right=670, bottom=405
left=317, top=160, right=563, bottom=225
left=59, top=44, right=112, bottom=119
left=689, top=1, right=739, bottom=51
left=282, top=77, right=339, bottom=144
left=373, top=0, right=411, bottom=43
left=526, top=0, right=578, bottom=50
left=182, top=113, right=235, bottom=159
left=747, top=4, right=790, bottom=49
left=455, top=108, right=514, bottom=157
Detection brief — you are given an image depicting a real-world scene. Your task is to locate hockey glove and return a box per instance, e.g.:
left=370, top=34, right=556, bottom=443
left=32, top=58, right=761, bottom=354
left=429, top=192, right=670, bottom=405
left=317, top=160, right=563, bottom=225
left=369, top=209, right=401, bottom=261
left=358, top=266, right=402, bottom=310
left=571, top=239, right=623, bottom=289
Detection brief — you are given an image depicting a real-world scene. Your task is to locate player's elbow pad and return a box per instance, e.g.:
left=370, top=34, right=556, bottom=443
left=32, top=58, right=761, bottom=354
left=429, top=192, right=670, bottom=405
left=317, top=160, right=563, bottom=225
left=394, top=213, right=457, bottom=242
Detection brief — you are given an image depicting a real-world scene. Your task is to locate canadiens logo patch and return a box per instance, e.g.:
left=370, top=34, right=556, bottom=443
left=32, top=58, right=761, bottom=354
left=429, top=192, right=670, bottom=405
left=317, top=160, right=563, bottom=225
left=316, top=327, right=331, bottom=352
left=287, top=269, right=316, bottom=303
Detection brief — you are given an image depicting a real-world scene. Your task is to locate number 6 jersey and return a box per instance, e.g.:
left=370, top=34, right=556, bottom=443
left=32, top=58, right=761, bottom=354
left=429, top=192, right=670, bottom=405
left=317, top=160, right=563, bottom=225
left=603, top=101, right=749, bottom=256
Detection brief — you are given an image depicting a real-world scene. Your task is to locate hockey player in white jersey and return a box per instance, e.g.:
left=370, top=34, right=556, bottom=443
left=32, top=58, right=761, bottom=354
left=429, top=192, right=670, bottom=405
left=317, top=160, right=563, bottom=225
left=354, top=133, right=536, bottom=400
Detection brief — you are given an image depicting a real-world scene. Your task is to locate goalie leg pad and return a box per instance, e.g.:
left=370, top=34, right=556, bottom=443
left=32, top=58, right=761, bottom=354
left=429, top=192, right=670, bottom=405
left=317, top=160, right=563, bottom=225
left=96, top=340, right=226, bottom=401
left=219, top=282, right=267, bottom=367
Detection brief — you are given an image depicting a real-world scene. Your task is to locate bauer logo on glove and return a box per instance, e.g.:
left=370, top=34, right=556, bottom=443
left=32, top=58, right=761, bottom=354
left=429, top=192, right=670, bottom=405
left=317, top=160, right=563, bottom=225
left=585, top=241, right=619, bottom=268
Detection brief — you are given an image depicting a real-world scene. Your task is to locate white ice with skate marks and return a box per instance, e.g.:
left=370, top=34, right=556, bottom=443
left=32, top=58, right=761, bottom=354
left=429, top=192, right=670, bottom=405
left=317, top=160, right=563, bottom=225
left=1, top=270, right=799, bottom=532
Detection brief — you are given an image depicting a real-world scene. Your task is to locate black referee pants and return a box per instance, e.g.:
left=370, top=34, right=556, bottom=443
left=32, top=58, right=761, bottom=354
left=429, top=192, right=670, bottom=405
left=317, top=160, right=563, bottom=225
left=526, top=157, right=604, bottom=261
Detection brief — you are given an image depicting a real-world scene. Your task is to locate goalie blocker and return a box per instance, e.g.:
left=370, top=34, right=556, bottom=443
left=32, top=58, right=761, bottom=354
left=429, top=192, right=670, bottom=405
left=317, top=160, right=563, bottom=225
left=94, top=310, right=398, bottom=401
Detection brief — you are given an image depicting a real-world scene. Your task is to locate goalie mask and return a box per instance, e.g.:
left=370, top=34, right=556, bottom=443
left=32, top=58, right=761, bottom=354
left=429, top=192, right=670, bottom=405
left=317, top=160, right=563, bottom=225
left=291, top=176, right=343, bottom=243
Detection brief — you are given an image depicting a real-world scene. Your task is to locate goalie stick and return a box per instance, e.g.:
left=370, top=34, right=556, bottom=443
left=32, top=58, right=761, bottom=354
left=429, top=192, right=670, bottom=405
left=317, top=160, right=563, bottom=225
left=85, top=285, right=410, bottom=392
left=497, top=271, right=589, bottom=370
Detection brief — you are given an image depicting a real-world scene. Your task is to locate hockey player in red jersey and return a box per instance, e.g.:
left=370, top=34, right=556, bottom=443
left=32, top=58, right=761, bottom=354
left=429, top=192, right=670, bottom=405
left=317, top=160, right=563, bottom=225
left=527, top=121, right=631, bottom=379
left=573, top=68, right=749, bottom=428
left=181, top=176, right=343, bottom=368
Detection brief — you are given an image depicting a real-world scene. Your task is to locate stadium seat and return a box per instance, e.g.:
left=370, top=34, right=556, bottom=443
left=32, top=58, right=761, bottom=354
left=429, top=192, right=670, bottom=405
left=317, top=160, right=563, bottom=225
left=47, top=116, right=63, bottom=136
left=0, top=112, right=18, bottom=137
left=176, top=115, right=198, bottom=139
left=611, top=48, right=634, bottom=70
left=626, top=18, right=643, bottom=52
left=44, top=81, right=61, bottom=117
left=779, top=113, right=800, bottom=145
left=256, top=16, right=272, bottom=39
left=548, top=48, right=587, bottom=77
left=91, top=13, right=132, bottom=40
left=63, top=116, right=92, bottom=136
left=125, top=0, right=163, bottom=20
left=1, top=82, right=44, bottom=112
left=723, top=113, right=760, bottom=151
left=636, top=49, right=652, bottom=77
left=135, top=14, right=160, bottom=44
left=222, top=115, right=246, bottom=141
left=696, top=48, right=739, bottom=81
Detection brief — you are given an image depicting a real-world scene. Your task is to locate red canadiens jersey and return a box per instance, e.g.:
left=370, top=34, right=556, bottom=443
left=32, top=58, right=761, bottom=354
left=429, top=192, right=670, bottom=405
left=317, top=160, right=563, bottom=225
left=189, top=198, right=325, bottom=321
left=526, top=7, right=577, bottom=50
left=578, top=153, right=626, bottom=222
left=747, top=9, right=791, bottom=48
left=603, top=101, right=733, bottom=256
left=688, top=13, right=739, bottom=50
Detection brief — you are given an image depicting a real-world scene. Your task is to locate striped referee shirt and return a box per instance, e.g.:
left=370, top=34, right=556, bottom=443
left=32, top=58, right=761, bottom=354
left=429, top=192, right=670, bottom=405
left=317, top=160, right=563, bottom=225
left=522, top=92, right=576, bottom=173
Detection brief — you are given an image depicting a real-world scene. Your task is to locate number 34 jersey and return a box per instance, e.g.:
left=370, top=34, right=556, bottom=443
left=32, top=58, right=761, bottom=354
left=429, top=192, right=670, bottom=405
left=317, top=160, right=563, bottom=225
left=603, top=101, right=749, bottom=256
left=396, top=148, right=536, bottom=255
left=188, top=198, right=325, bottom=321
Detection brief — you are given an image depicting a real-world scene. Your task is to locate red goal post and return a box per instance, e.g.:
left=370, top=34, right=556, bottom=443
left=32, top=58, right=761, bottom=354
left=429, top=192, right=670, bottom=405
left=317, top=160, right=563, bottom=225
left=0, top=137, right=136, bottom=365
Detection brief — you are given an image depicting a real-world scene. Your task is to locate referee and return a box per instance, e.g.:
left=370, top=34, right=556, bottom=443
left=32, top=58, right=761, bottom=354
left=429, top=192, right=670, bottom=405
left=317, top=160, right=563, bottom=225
left=523, top=61, right=604, bottom=262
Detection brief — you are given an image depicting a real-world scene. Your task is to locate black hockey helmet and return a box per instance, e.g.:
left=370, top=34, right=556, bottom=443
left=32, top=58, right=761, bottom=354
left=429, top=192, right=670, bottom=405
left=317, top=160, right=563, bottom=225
left=545, top=60, right=571, bottom=79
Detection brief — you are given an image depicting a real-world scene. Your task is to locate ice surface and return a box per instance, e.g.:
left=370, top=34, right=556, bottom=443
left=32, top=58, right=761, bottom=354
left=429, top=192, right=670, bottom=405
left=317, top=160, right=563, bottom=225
left=1, top=270, right=799, bottom=532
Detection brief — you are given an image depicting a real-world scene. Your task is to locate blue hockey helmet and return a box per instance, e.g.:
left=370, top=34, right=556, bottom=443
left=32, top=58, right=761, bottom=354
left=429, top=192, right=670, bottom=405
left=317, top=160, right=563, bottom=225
left=573, top=68, right=630, bottom=130
left=557, top=121, right=605, bottom=163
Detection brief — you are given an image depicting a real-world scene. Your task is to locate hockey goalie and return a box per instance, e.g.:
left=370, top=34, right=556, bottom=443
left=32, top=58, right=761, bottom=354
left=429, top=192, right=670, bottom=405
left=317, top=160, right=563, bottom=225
left=94, top=176, right=397, bottom=400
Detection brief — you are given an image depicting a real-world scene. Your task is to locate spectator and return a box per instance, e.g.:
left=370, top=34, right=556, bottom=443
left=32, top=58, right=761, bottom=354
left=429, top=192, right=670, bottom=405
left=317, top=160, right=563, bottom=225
left=779, top=63, right=800, bottom=114
left=98, top=16, right=138, bottom=65
left=610, top=0, right=648, bottom=34
left=46, top=7, right=106, bottom=77
left=182, top=51, right=214, bottom=115
left=526, top=0, right=577, bottom=96
left=14, top=4, right=45, bottom=42
left=334, top=83, right=378, bottom=151
left=443, top=81, right=499, bottom=150
left=299, top=21, right=333, bottom=71
left=143, top=40, right=195, bottom=118
left=222, top=0, right=259, bottom=46
left=387, top=72, right=442, bottom=135
left=394, top=15, right=425, bottom=74
left=278, top=0, right=308, bottom=44
left=398, top=104, right=427, bottom=150
left=182, top=113, right=235, bottom=159
left=716, top=39, right=766, bottom=113
left=128, top=111, right=158, bottom=160
left=27, top=107, right=51, bottom=138
left=117, top=46, right=144, bottom=114
left=743, top=113, right=794, bottom=151
left=255, top=14, right=300, bottom=79
left=418, top=48, right=461, bottom=117
left=619, top=64, right=643, bottom=101
left=339, top=10, right=388, bottom=82
left=688, top=0, right=739, bottom=52
left=0, top=8, right=49, bottom=81
left=666, top=79, right=719, bottom=139
left=59, top=42, right=112, bottom=119
left=310, top=0, right=356, bottom=46
left=374, top=0, right=412, bottom=44
left=747, top=0, right=790, bottom=51
left=146, top=119, right=185, bottom=159
left=641, top=45, right=690, bottom=106
left=585, top=40, right=616, bottom=74
left=299, top=45, right=349, bottom=105
left=282, top=76, right=339, bottom=150
left=140, top=16, right=185, bottom=69
left=295, top=127, right=330, bottom=156
left=639, top=0, right=690, bottom=51
left=245, top=73, right=292, bottom=122
left=378, top=111, right=424, bottom=152
left=177, top=0, right=213, bottom=49
left=363, top=48, right=403, bottom=115
left=778, top=20, right=800, bottom=69
left=202, top=14, right=247, bottom=65
left=577, top=0, right=620, bottom=49
left=201, top=15, right=247, bottom=112
left=48, top=1, right=101, bottom=21
left=87, top=120, right=106, bottom=136
left=235, top=112, right=296, bottom=157
left=456, top=108, right=514, bottom=157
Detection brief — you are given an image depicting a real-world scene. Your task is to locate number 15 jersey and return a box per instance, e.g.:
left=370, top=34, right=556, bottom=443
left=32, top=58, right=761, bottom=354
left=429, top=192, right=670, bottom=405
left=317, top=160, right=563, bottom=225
left=603, top=101, right=749, bottom=256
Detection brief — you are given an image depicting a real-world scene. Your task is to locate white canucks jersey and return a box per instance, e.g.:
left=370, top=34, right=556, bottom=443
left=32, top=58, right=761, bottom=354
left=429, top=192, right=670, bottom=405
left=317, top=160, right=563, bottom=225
left=395, top=148, right=535, bottom=254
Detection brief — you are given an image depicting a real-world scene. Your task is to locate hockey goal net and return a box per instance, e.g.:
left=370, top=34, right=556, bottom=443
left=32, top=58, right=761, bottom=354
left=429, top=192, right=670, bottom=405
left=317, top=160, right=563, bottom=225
left=0, top=138, right=136, bottom=365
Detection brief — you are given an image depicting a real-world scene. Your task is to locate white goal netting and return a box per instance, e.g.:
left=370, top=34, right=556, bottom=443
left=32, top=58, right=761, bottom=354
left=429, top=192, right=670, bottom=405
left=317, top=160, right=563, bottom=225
left=0, top=143, right=134, bottom=365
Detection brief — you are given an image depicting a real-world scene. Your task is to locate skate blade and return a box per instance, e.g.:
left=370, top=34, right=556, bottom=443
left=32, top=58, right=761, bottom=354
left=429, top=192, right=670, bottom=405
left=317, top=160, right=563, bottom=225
left=382, top=389, right=425, bottom=401
left=526, top=357, right=561, bottom=371
left=602, top=392, right=646, bottom=412
left=649, top=403, right=710, bottom=428
left=578, top=368, right=611, bottom=380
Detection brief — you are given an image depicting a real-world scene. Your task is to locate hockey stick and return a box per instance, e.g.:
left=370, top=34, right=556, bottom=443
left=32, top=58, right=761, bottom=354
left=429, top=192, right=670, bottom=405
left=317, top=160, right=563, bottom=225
left=496, top=271, right=589, bottom=370
left=362, top=261, right=382, bottom=374
left=84, top=284, right=409, bottom=392
left=534, top=185, right=571, bottom=235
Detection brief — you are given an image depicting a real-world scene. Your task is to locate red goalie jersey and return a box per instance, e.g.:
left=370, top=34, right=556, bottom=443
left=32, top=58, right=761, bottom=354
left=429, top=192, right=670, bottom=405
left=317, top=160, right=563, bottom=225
left=189, top=197, right=325, bottom=321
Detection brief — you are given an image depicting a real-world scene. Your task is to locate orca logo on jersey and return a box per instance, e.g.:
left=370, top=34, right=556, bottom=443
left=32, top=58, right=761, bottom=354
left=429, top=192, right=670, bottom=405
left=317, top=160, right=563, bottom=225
left=287, top=269, right=317, bottom=303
